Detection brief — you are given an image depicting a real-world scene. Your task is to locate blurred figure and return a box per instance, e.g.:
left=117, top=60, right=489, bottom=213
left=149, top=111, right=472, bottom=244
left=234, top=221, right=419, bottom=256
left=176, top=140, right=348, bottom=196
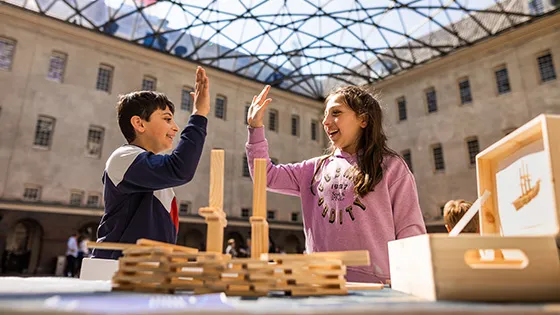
left=225, top=238, right=238, bottom=257
left=64, top=233, right=78, bottom=277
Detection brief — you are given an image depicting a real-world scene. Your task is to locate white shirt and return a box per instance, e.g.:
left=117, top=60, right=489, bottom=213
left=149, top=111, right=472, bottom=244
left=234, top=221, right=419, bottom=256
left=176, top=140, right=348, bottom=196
left=66, top=237, right=78, bottom=257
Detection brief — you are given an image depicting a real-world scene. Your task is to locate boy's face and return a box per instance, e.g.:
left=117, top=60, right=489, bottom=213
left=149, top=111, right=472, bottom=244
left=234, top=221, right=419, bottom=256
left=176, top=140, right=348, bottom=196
left=140, top=106, right=179, bottom=153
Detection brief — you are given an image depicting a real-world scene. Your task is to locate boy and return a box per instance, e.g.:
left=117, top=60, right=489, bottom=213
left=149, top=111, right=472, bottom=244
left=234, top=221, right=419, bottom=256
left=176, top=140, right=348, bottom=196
left=443, top=199, right=479, bottom=233
left=93, top=67, right=210, bottom=259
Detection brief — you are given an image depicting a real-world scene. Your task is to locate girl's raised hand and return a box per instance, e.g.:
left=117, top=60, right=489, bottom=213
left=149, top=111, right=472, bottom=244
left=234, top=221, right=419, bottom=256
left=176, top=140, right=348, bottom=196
left=247, top=85, right=272, bottom=128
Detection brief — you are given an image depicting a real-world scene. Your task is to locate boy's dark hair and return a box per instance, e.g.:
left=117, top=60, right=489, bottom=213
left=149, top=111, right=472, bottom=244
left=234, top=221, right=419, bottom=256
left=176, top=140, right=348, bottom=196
left=117, top=91, right=175, bottom=143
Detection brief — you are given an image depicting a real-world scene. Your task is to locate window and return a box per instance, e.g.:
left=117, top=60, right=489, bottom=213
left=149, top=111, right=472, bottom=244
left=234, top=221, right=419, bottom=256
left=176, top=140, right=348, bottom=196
left=537, top=53, right=556, bottom=82
left=34, top=115, right=55, bottom=148
left=86, top=194, right=100, bottom=207
left=69, top=191, right=84, bottom=206
left=529, top=0, right=544, bottom=15
left=311, top=120, right=318, bottom=141
left=495, top=66, right=511, bottom=94
left=458, top=78, right=472, bottom=104
left=401, top=149, right=413, bottom=173
left=291, top=212, right=299, bottom=222
left=23, top=186, right=41, bottom=202
left=47, top=51, right=67, bottom=82
left=267, top=210, right=276, bottom=220
left=181, top=86, right=193, bottom=111
left=244, top=104, right=250, bottom=125
left=241, top=208, right=250, bottom=218
left=425, top=88, right=437, bottom=113
left=96, top=64, right=113, bottom=92
left=0, top=37, right=16, bottom=71
left=142, top=75, right=156, bottom=91
left=466, top=137, right=480, bottom=166
left=215, top=95, right=227, bottom=120
left=291, top=115, right=300, bottom=136
left=397, top=97, right=407, bottom=121
left=179, top=201, right=191, bottom=216
left=86, top=125, right=104, bottom=158
left=269, top=109, right=279, bottom=132
left=432, top=144, right=445, bottom=172
left=242, top=155, right=250, bottom=177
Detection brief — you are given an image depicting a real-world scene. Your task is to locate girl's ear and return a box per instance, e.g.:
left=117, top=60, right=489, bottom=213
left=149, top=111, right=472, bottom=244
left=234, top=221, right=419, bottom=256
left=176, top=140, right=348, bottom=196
left=359, top=114, right=368, bottom=129
left=130, top=116, right=145, bottom=133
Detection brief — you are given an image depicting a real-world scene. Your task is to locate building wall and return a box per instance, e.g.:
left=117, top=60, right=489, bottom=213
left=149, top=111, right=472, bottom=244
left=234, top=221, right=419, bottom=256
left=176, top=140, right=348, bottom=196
left=372, top=13, right=560, bottom=223
left=0, top=5, right=317, bottom=273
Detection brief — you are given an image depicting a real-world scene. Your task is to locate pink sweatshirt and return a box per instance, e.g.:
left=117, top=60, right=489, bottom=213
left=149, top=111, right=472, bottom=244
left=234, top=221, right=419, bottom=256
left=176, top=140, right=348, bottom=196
left=246, top=127, right=426, bottom=283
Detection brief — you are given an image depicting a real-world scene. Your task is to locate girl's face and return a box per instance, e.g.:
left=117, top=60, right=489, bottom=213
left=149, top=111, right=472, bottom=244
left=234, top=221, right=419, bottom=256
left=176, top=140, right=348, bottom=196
left=322, top=95, right=367, bottom=154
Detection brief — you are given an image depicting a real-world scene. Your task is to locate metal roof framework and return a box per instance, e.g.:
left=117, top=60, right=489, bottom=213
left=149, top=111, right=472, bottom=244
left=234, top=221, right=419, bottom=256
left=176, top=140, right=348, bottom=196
left=6, top=0, right=559, bottom=99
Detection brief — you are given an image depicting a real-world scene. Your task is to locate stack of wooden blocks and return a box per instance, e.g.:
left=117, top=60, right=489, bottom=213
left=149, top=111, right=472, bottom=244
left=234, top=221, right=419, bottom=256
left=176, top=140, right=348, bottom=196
left=91, top=150, right=380, bottom=297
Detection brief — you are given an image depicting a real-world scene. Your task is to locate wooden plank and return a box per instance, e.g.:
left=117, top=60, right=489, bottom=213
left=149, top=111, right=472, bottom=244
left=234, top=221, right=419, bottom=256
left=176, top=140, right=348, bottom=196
left=136, top=239, right=198, bottom=253
left=86, top=241, right=139, bottom=251
left=543, top=115, right=560, bottom=235
left=252, top=158, right=267, bottom=218
left=206, top=218, right=224, bottom=253
left=209, top=149, right=224, bottom=211
left=345, top=282, right=384, bottom=290
left=263, top=250, right=370, bottom=267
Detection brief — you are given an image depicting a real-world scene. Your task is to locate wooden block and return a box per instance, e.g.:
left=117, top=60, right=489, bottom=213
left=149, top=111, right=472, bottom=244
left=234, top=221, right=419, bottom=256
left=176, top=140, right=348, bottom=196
left=122, top=246, right=173, bottom=256
left=206, top=219, right=224, bottom=253
left=290, top=288, right=348, bottom=296
left=263, top=250, right=370, bottom=267
left=252, top=158, right=267, bottom=218
left=262, top=221, right=269, bottom=256
left=345, top=282, right=384, bottom=290
left=119, top=255, right=169, bottom=264
left=136, top=239, right=198, bottom=253
left=86, top=241, right=139, bottom=251
left=209, top=149, right=224, bottom=211
left=225, top=290, right=267, bottom=297
left=199, top=207, right=227, bottom=226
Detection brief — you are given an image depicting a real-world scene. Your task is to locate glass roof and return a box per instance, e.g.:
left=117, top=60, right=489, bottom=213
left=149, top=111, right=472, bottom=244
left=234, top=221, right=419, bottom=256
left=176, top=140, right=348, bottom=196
left=6, top=0, right=559, bottom=99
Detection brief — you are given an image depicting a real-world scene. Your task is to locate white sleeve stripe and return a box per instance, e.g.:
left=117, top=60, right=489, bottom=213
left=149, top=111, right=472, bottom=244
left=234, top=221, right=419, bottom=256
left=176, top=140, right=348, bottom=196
left=106, top=145, right=145, bottom=187
left=154, top=188, right=175, bottom=213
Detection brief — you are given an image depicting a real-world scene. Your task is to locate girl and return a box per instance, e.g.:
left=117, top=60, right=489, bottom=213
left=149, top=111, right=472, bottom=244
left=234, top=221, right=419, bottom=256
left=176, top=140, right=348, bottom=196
left=246, top=85, right=426, bottom=283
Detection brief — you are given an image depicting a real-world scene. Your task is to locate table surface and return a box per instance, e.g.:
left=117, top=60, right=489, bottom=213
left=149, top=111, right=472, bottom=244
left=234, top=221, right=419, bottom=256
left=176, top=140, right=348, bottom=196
left=0, top=277, right=558, bottom=315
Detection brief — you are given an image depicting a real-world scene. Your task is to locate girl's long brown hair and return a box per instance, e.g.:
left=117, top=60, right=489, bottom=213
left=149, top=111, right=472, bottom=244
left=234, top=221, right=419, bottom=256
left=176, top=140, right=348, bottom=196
left=311, top=86, right=397, bottom=197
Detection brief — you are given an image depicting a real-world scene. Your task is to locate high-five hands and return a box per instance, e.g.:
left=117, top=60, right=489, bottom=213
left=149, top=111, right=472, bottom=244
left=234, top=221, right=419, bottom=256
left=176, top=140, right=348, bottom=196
left=247, top=85, right=272, bottom=128
left=191, top=66, right=210, bottom=117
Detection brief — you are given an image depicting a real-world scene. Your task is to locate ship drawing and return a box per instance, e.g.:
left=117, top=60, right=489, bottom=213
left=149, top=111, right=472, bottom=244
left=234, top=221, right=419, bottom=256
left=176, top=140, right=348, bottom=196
left=512, top=161, right=540, bottom=211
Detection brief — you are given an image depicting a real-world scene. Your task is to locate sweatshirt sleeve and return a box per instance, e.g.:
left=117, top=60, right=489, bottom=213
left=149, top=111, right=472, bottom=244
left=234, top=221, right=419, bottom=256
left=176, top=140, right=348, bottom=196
left=245, top=127, right=306, bottom=197
left=389, top=173, right=427, bottom=239
left=106, top=115, right=207, bottom=193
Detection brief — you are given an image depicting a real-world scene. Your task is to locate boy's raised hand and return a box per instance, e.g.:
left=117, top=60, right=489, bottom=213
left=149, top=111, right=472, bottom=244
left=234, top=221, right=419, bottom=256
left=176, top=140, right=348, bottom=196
left=247, top=85, right=272, bottom=128
left=191, top=66, right=210, bottom=117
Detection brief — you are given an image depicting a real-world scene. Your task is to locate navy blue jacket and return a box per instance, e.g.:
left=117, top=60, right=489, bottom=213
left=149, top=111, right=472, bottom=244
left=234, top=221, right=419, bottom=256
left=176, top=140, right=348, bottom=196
left=93, top=115, right=207, bottom=259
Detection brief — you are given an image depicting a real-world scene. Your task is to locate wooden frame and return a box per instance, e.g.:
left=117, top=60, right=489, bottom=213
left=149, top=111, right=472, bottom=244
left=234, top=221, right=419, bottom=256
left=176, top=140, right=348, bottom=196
left=389, top=114, right=560, bottom=302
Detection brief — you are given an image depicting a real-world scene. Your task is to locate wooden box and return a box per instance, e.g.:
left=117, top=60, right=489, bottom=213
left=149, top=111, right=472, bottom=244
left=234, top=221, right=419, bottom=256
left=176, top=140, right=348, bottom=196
left=388, top=114, right=560, bottom=302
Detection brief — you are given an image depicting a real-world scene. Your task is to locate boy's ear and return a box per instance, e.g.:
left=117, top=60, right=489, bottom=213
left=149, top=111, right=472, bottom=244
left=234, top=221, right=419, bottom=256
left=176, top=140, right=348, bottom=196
left=130, top=116, right=145, bottom=133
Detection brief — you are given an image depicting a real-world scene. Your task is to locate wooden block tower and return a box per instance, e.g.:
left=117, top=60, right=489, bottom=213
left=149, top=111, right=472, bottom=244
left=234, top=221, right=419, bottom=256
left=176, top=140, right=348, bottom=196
left=199, top=149, right=228, bottom=253
left=251, top=159, right=269, bottom=258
